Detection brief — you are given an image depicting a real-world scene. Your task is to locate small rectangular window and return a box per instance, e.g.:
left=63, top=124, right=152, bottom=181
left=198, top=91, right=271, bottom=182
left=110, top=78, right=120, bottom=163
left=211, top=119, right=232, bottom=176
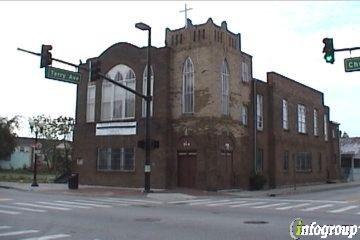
left=241, top=105, right=248, bottom=126
left=86, top=84, right=96, bottom=122
left=283, top=151, right=289, bottom=171
left=97, top=147, right=135, bottom=171
left=324, top=114, right=328, bottom=141
left=257, top=94, right=263, bottom=130
left=297, top=104, right=306, bottom=133
left=282, top=99, right=288, bottom=130
left=296, top=152, right=312, bottom=172
left=256, top=148, right=263, bottom=172
left=314, top=109, right=318, bottom=136
left=318, top=152, right=322, bottom=172
left=241, top=62, right=249, bottom=82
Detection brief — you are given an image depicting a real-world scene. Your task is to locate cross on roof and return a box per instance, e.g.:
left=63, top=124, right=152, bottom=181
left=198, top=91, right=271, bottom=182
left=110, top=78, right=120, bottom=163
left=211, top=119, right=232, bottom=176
left=179, top=4, right=193, bottom=28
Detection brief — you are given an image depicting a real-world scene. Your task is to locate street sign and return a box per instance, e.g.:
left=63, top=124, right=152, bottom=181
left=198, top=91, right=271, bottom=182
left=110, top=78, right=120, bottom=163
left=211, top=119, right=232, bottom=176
left=45, top=66, right=81, bottom=84
left=344, top=57, right=360, bottom=72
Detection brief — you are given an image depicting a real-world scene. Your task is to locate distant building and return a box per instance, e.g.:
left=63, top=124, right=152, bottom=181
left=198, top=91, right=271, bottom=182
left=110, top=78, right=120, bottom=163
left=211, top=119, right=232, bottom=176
left=340, top=137, right=360, bottom=181
left=73, top=18, right=340, bottom=190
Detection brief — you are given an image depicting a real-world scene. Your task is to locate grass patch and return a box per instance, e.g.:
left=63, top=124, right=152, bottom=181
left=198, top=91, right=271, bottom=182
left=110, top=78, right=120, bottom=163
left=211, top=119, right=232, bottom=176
left=0, top=170, right=56, bottom=183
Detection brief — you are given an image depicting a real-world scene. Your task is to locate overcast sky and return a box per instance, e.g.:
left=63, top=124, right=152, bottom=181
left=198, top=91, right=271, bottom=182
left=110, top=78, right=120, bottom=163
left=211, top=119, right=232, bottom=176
left=1, top=1, right=359, bottom=137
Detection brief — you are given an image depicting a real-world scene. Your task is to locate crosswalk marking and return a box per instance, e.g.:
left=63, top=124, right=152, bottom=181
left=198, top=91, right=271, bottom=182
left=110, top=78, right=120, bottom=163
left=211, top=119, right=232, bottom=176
left=252, top=203, right=288, bottom=209
left=37, top=201, right=92, bottom=209
left=230, top=202, right=266, bottom=208
left=207, top=201, right=247, bottom=207
left=15, top=203, right=71, bottom=211
left=73, top=199, right=128, bottom=207
left=276, top=203, right=311, bottom=210
left=189, top=200, right=231, bottom=206
left=0, top=209, right=21, bottom=215
left=56, top=200, right=112, bottom=208
left=103, top=198, right=162, bottom=204
left=302, top=204, right=334, bottom=212
left=20, top=233, right=71, bottom=240
left=0, top=198, right=12, bottom=201
left=328, top=205, right=358, bottom=213
left=169, top=199, right=211, bottom=204
left=0, top=226, right=11, bottom=230
left=0, top=204, right=47, bottom=213
left=0, top=230, right=39, bottom=237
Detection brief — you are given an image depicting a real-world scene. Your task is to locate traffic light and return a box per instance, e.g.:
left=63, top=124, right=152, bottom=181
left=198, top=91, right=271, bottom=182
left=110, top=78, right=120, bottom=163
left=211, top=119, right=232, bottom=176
left=90, top=60, right=101, bottom=81
left=322, top=38, right=335, bottom=64
left=40, top=44, right=52, bottom=68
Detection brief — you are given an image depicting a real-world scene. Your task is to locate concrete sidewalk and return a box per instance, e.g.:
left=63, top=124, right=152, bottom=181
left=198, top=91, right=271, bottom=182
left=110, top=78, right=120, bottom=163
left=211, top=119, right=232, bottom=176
left=1, top=181, right=359, bottom=200
left=222, top=181, right=360, bottom=198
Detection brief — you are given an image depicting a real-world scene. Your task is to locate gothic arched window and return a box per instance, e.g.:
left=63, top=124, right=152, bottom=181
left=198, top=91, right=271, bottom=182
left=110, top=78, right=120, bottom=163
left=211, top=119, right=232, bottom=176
left=142, top=65, right=154, bottom=117
left=221, top=60, right=230, bottom=115
left=182, top=57, right=194, bottom=114
left=101, top=64, right=136, bottom=120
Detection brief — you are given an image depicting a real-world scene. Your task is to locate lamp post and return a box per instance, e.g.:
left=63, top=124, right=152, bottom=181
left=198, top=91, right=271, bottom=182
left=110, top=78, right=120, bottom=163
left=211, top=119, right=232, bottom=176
left=29, top=119, right=44, bottom=187
left=135, top=22, right=152, bottom=193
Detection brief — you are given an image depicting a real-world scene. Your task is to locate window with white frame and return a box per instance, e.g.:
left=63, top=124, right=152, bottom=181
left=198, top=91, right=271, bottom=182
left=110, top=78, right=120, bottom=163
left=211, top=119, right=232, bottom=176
left=313, top=109, right=318, bottom=136
left=241, top=104, right=248, bottom=125
left=282, top=99, right=288, bottom=130
left=241, top=62, right=249, bottom=82
left=324, top=114, right=328, bottom=141
left=257, top=94, right=263, bottom=130
left=97, top=147, right=134, bottom=171
left=297, top=104, right=306, bottom=133
left=182, top=57, right=194, bottom=113
left=86, top=84, right=96, bottom=122
left=142, top=65, right=154, bottom=117
left=221, top=60, right=230, bottom=115
left=101, top=65, right=136, bottom=121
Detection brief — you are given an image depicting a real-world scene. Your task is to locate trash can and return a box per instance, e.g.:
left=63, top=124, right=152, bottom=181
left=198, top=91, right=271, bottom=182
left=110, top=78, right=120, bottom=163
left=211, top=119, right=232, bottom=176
left=68, top=173, right=79, bottom=189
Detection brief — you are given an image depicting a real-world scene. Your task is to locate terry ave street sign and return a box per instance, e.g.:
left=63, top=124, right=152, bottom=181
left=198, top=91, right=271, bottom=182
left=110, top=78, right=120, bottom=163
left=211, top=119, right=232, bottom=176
left=45, top=66, right=81, bottom=84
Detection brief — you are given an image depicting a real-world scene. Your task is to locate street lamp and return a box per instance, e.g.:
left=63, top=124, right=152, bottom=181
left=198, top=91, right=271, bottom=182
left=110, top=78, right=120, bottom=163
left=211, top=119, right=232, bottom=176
left=135, top=22, right=152, bottom=193
left=29, top=119, right=44, bottom=187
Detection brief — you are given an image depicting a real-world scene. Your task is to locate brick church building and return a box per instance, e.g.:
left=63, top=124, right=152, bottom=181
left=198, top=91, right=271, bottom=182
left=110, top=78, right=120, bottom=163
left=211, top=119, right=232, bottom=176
left=73, top=18, right=341, bottom=190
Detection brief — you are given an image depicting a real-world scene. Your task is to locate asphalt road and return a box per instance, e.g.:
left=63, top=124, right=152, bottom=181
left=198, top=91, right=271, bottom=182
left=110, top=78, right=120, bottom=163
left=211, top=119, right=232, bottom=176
left=0, top=186, right=360, bottom=240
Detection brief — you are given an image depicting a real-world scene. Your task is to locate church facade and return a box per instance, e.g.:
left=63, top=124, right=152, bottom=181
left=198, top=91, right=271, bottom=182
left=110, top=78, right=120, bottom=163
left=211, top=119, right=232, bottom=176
left=73, top=18, right=341, bottom=190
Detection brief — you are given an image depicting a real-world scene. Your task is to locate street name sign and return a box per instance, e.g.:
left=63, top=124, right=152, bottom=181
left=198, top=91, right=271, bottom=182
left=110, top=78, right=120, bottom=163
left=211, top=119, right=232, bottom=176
left=45, top=66, right=81, bottom=84
left=344, top=57, right=360, bottom=72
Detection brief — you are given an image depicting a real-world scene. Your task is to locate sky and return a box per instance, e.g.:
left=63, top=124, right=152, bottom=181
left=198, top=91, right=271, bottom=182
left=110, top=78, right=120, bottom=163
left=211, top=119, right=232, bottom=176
left=0, top=1, right=360, bottom=137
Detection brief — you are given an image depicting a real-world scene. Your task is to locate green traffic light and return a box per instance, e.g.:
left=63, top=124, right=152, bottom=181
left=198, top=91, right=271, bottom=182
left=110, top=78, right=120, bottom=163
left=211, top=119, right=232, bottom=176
left=325, top=55, right=334, bottom=63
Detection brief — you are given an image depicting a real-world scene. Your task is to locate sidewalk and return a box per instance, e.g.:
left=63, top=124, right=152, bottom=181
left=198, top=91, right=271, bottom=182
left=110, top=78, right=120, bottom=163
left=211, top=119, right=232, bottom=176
left=1, top=181, right=360, bottom=199
left=222, top=181, right=360, bottom=198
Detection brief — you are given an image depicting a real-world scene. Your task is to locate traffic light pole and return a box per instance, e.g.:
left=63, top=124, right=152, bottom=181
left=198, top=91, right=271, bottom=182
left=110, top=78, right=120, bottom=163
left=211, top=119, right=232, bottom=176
left=334, top=47, right=360, bottom=52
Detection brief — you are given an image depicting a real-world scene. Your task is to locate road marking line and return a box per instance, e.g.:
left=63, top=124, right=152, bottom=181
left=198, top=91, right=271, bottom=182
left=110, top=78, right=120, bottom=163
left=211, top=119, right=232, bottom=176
left=74, top=199, right=131, bottom=206
left=0, top=204, right=46, bottom=213
left=229, top=197, right=348, bottom=204
left=168, top=199, right=211, bottom=204
left=20, top=233, right=71, bottom=240
left=207, top=201, right=247, bottom=207
left=328, top=205, right=358, bottom=213
left=37, top=202, right=91, bottom=209
left=189, top=200, right=231, bottom=206
left=0, top=226, right=11, bottom=230
left=103, top=198, right=162, bottom=204
left=252, top=203, right=288, bottom=209
left=230, top=202, right=266, bottom=208
left=302, top=204, right=334, bottom=211
left=56, top=200, right=112, bottom=208
left=0, top=198, right=12, bottom=201
left=15, top=203, right=70, bottom=211
left=276, top=203, right=311, bottom=210
left=0, top=230, right=39, bottom=237
left=0, top=209, right=21, bottom=215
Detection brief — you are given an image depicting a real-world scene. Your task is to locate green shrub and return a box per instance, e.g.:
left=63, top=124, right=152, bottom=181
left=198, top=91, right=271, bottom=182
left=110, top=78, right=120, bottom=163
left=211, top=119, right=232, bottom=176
left=249, top=173, right=267, bottom=190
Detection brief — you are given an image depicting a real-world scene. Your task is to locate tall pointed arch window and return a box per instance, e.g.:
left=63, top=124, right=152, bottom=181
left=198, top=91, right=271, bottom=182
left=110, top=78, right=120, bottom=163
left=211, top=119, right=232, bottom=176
left=182, top=57, right=194, bottom=113
left=142, top=65, right=154, bottom=117
left=221, top=60, right=230, bottom=115
left=101, top=64, right=136, bottom=121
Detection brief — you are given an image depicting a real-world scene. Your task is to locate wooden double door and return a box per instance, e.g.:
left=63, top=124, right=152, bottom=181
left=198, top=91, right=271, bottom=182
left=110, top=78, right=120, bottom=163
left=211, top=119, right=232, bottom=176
left=177, top=152, right=197, bottom=188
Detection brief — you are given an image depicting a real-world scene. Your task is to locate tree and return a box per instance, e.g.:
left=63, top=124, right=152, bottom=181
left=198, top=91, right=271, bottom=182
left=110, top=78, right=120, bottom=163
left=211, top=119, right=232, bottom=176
left=0, top=116, right=20, bottom=159
left=29, top=115, right=74, bottom=174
